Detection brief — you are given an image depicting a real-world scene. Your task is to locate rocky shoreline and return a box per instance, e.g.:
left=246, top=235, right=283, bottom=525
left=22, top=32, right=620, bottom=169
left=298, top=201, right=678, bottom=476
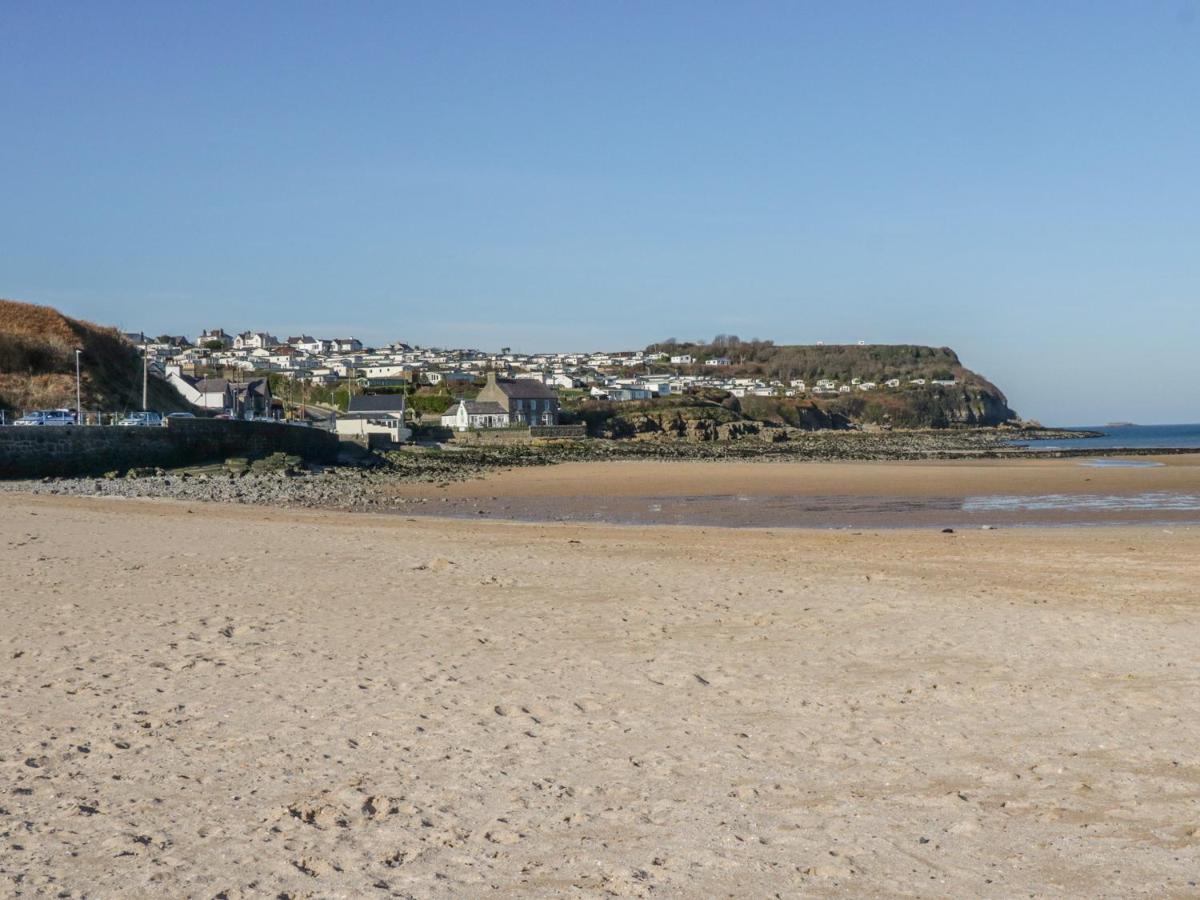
left=0, top=427, right=1170, bottom=511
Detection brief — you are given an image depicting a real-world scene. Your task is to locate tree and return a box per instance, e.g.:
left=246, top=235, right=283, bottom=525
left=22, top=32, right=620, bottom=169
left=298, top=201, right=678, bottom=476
left=202, top=340, right=224, bottom=351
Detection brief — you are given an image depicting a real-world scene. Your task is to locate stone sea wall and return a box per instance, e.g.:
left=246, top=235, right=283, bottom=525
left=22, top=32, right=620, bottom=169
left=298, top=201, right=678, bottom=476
left=0, top=418, right=338, bottom=479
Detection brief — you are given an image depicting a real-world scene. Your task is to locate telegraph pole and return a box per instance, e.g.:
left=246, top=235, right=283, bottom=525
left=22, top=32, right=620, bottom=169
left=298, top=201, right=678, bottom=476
left=142, top=347, right=149, bottom=411
left=74, top=349, right=82, bottom=424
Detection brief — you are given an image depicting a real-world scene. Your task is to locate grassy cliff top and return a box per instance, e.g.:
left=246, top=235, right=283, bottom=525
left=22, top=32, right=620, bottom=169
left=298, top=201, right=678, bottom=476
left=645, top=340, right=995, bottom=386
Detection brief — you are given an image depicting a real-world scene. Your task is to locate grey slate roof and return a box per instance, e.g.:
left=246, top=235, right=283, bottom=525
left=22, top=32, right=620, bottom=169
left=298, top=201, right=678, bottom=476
left=492, top=378, right=557, bottom=400
left=443, top=400, right=508, bottom=416
left=347, top=394, right=407, bottom=413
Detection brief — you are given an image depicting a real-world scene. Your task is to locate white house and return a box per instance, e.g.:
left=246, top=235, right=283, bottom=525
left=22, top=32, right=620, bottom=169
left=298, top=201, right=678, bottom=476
left=439, top=399, right=510, bottom=431
left=363, top=364, right=412, bottom=381
left=287, top=336, right=328, bottom=354
left=164, top=366, right=232, bottom=411
left=335, top=395, right=411, bottom=444
left=669, top=354, right=694, bottom=365
left=234, top=331, right=279, bottom=350
left=704, top=357, right=731, bottom=367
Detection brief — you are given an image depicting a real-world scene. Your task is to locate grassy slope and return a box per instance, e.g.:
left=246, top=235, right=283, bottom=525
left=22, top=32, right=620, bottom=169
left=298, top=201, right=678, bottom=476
left=0, top=298, right=186, bottom=413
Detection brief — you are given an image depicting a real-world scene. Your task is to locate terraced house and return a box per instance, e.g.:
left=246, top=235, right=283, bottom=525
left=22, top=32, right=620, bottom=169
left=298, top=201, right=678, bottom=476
left=475, top=372, right=560, bottom=426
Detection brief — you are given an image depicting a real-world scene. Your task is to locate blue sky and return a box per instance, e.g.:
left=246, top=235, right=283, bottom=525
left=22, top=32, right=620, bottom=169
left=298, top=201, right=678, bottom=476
left=2, top=1, right=1197, bottom=423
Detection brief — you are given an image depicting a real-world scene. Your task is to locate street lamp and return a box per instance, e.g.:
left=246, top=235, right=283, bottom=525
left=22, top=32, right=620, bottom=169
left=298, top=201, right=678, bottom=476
left=74, top=348, right=82, bottom=425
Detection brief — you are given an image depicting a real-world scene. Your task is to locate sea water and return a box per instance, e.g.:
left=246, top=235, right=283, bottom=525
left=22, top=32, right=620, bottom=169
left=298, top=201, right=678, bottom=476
left=1016, top=423, right=1200, bottom=451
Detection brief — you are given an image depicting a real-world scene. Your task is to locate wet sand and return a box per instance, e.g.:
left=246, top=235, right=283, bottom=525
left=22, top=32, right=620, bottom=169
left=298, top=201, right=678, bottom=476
left=3, top=492, right=1199, bottom=897
left=387, top=455, right=1200, bottom=529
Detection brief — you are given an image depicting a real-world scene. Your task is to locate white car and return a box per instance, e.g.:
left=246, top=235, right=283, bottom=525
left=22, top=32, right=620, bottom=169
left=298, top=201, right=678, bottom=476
left=117, top=411, right=164, bottom=427
left=13, top=409, right=76, bottom=426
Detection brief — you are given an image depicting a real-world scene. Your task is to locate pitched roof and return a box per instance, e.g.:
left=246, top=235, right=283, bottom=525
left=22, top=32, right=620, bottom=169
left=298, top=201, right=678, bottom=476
left=348, top=394, right=407, bottom=413
left=442, top=400, right=507, bottom=416
left=492, top=377, right=557, bottom=399
left=230, top=378, right=270, bottom=397
left=193, top=377, right=229, bottom=393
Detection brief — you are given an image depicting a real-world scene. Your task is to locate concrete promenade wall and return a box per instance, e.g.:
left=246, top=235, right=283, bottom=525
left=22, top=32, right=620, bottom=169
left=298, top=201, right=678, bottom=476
left=0, top=419, right=339, bottom=479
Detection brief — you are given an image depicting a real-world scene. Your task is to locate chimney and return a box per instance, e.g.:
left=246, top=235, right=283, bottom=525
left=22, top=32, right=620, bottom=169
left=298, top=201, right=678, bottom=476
left=486, top=371, right=497, bottom=387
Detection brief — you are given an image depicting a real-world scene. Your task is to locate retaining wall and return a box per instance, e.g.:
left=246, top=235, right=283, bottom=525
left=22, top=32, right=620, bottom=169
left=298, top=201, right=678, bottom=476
left=0, top=418, right=339, bottom=479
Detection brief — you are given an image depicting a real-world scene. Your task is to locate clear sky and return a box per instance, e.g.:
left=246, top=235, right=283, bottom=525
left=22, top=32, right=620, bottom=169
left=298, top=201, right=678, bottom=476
left=2, top=2, right=1197, bottom=424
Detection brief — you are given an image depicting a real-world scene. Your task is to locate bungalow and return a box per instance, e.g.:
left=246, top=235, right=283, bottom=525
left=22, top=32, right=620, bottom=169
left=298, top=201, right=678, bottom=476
left=607, top=387, right=653, bottom=402
left=704, top=357, right=731, bottom=367
left=637, top=380, right=671, bottom=396
left=475, top=372, right=560, bottom=426
left=362, top=364, right=412, bottom=381
left=669, top=354, right=694, bottom=365
left=330, top=338, right=364, bottom=353
left=335, top=394, right=411, bottom=444
left=439, top=399, right=510, bottom=431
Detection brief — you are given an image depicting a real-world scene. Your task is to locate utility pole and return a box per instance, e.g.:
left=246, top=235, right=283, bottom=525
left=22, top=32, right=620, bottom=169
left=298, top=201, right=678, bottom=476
left=142, top=347, right=149, bottom=411
left=74, top=348, right=82, bottom=424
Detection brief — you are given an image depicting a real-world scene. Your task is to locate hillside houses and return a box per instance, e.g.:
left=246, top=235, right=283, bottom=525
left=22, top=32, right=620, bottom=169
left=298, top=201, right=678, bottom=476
left=151, top=325, right=962, bottom=423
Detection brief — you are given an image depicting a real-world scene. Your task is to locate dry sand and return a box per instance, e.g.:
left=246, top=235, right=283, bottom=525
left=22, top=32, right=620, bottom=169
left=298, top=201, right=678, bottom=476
left=3, top=489, right=1200, bottom=897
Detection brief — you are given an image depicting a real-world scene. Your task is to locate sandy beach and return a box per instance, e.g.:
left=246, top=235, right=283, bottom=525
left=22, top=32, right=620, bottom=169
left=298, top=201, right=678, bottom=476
left=385, top=455, right=1200, bottom=529
left=3, top=481, right=1199, bottom=897
left=389, top=454, right=1200, bottom=499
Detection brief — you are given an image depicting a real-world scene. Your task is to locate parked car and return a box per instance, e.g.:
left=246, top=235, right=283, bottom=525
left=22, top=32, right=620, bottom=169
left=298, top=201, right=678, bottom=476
left=13, top=409, right=75, bottom=426
left=165, top=412, right=196, bottom=420
left=116, top=411, right=164, bottom=427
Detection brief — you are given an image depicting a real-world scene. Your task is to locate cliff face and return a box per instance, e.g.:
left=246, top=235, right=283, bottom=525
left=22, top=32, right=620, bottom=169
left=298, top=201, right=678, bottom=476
left=584, top=344, right=1020, bottom=434
left=820, top=383, right=1017, bottom=428
left=672, top=343, right=1019, bottom=428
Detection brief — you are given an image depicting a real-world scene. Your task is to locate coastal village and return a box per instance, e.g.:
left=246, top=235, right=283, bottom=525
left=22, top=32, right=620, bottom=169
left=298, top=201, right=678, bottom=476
left=131, top=328, right=960, bottom=440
